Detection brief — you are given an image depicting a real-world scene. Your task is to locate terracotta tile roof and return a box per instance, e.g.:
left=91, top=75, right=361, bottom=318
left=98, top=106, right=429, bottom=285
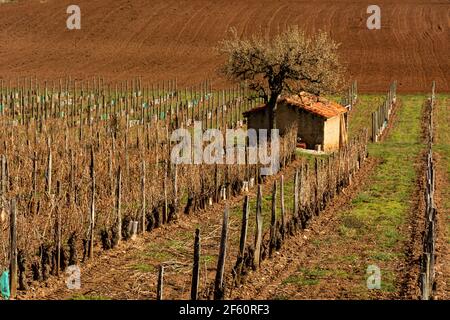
left=243, top=92, right=347, bottom=119
left=242, top=105, right=266, bottom=116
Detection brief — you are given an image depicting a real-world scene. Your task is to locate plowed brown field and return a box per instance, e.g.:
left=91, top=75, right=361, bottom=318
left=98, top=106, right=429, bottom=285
left=0, top=0, right=448, bottom=92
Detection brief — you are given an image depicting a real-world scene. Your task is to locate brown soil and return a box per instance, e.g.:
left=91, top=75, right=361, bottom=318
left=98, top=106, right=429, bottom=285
left=433, top=96, right=450, bottom=300
left=0, top=0, right=448, bottom=93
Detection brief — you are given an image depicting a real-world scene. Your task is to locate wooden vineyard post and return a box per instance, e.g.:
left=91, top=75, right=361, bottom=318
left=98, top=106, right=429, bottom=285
left=70, top=149, right=75, bottom=203
left=9, top=198, right=17, bottom=299
left=163, top=163, right=168, bottom=224
left=46, top=137, right=52, bottom=195
left=125, top=128, right=130, bottom=179
left=269, top=181, right=277, bottom=257
left=109, top=147, right=114, bottom=197
left=235, top=195, right=249, bottom=281
left=141, top=159, right=146, bottom=234
left=280, top=175, right=285, bottom=240
left=371, top=112, right=376, bottom=142
left=157, top=265, right=164, bottom=300
left=314, top=158, right=319, bottom=216
left=432, top=81, right=436, bottom=102
left=172, top=164, right=178, bottom=221
left=214, top=208, right=229, bottom=300
left=293, top=169, right=299, bottom=230
left=346, top=148, right=351, bottom=187
left=253, top=185, right=263, bottom=269
left=64, top=126, right=69, bottom=156
left=239, top=196, right=249, bottom=261
left=299, top=164, right=307, bottom=229
left=79, top=97, right=83, bottom=142
left=116, top=166, right=122, bottom=245
left=89, top=146, right=95, bottom=259
left=56, top=181, right=62, bottom=276
left=1, top=154, right=7, bottom=199
left=191, top=228, right=200, bottom=300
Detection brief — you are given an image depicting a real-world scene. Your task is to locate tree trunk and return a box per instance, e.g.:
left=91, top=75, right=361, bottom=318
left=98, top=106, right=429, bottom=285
left=268, top=93, right=279, bottom=130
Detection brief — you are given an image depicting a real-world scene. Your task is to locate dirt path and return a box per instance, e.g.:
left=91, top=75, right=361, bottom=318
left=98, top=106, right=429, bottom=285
left=398, top=97, right=433, bottom=299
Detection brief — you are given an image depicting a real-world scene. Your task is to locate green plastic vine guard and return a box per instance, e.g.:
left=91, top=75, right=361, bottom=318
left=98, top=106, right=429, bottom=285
left=0, top=270, right=10, bottom=300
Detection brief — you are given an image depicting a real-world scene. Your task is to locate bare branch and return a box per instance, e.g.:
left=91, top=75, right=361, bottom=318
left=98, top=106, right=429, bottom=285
left=217, top=26, right=345, bottom=127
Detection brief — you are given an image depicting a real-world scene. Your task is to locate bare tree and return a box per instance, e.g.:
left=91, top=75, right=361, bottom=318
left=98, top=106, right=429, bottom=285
left=218, top=26, right=344, bottom=129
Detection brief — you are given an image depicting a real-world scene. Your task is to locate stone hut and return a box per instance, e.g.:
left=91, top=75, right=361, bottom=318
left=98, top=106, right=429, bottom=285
left=243, top=92, right=348, bottom=152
